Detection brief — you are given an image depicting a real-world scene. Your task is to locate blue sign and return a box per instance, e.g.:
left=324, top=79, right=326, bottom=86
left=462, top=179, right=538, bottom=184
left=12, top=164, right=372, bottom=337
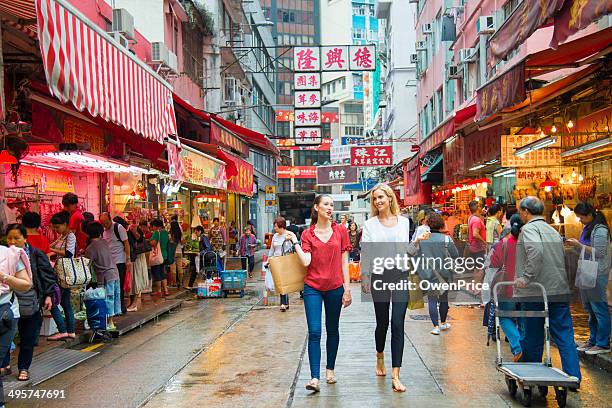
left=341, top=137, right=367, bottom=145
left=342, top=177, right=377, bottom=192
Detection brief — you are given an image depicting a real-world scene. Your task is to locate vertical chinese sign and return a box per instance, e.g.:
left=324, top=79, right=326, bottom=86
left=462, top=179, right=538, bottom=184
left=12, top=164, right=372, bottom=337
left=293, top=47, right=322, bottom=146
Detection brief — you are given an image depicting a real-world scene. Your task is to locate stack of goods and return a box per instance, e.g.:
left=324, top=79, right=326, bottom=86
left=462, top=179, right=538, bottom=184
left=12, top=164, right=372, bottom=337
left=197, top=277, right=222, bottom=298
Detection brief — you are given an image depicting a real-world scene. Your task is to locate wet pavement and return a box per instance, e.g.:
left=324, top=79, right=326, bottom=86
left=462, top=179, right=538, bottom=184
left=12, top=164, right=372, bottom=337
left=6, top=282, right=611, bottom=407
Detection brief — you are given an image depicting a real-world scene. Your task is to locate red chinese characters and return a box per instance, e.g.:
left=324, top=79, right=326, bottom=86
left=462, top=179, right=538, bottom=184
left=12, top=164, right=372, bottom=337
left=322, top=46, right=348, bottom=70
left=293, top=47, right=320, bottom=71
left=294, top=109, right=322, bottom=127
left=294, top=91, right=321, bottom=108
left=349, top=45, right=376, bottom=71
left=350, top=145, right=393, bottom=166
left=295, top=127, right=322, bottom=146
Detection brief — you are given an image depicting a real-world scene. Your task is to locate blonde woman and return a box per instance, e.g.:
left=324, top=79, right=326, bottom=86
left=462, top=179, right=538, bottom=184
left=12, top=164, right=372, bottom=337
left=361, top=184, right=414, bottom=393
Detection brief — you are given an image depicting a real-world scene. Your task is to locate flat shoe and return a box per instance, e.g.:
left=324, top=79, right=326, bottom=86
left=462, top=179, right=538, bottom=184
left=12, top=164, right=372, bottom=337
left=326, top=374, right=337, bottom=384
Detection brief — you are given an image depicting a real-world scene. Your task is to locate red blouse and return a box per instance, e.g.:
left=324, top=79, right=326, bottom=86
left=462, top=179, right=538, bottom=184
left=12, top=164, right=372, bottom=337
left=300, top=223, right=351, bottom=291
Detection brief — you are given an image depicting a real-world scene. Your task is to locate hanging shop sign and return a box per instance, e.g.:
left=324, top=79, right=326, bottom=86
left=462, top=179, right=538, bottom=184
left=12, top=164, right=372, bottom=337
left=210, top=121, right=249, bottom=157
left=167, top=142, right=185, bottom=181
left=63, top=118, right=105, bottom=154
left=294, top=128, right=322, bottom=145
left=463, top=126, right=502, bottom=170
left=551, top=0, right=612, bottom=48
left=443, top=136, right=464, bottom=184
left=342, top=136, right=367, bottom=145
left=501, top=134, right=561, bottom=168
left=330, top=144, right=351, bottom=163
left=278, top=166, right=317, bottom=179
left=295, top=91, right=321, bottom=109
left=294, top=72, right=321, bottom=90
left=181, top=149, right=226, bottom=189
left=226, top=157, right=254, bottom=197
left=6, top=165, right=75, bottom=193
left=316, top=165, right=359, bottom=185
left=275, top=111, right=339, bottom=123
left=293, top=45, right=376, bottom=72
left=294, top=109, right=321, bottom=127
left=476, top=63, right=526, bottom=121
left=350, top=145, right=393, bottom=167
left=278, top=138, right=332, bottom=151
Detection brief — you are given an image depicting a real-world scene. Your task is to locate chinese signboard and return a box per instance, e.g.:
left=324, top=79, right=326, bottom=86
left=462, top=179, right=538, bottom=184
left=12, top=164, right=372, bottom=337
left=226, top=155, right=254, bottom=196
left=501, top=134, right=561, bottom=168
left=294, top=73, right=321, bottom=90
left=294, top=91, right=321, bottom=108
left=330, top=144, right=351, bottom=163
left=294, top=109, right=321, bottom=127
left=294, top=45, right=376, bottom=72
left=276, top=110, right=338, bottom=123
left=8, top=165, right=75, bottom=193
left=341, top=136, right=367, bottom=145
left=443, top=135, right=464, bottom=184
left=515, top=167, right=572, bottom=187
left=476, top=63, right=526, bottom=121
left=210, top=120, right=249, bottom=157
left=463, top=125, right=502, bottom=170
left=63, top=118, right=105, bottom=154
left=278, top=138, right=332, bottom=151
left=350, top=145, right=393, bottom=167
left=295, top=127, right=322, bottom=145
left=182, top=149, right=226, bottom=189
left=316, top=165, right=359, bottom=185
left=278, top=166, right=317, bottom=179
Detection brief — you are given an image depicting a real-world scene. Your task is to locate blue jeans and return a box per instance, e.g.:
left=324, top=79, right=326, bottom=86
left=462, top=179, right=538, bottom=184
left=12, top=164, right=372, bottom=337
left=303, top=283, right=344, bottom=380
left=0, top=318, right=18, bottom=405
left=498, top=301, right=522, bottom=356
left=428, top=291, right=449, bottom=327
left=105, top=280, right=122, bottom=317
left=520, top=302, right=581, bottom=382
left=580, top=273, right=611, bottom=348
left=50, top=287, right=75, bottom=333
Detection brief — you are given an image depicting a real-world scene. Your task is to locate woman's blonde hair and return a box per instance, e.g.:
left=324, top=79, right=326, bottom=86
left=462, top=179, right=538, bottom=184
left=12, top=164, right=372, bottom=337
left=370, top=183, right=400, bottom=217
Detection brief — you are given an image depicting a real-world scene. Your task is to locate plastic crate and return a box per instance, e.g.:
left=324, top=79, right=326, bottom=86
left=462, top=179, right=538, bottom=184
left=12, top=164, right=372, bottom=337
left=220, top=270, right=247, bottom=291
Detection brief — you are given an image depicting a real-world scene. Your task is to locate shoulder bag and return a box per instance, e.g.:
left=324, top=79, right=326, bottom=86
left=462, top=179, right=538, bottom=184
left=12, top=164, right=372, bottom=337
left=268, top=239, right=307, bottom=295
left=150, top=238, right=164, bottom=266
left=54, top=234, right=92, bottom=288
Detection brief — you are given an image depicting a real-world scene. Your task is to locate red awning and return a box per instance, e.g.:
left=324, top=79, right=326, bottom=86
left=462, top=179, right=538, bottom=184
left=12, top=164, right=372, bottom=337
left=179, top=138, right=238, bottom=178
left=526, top=27, right=612, bottom=73
left=454, top=104, right=477, bottom=125
left=211, top=115, right=280, bottom=157
left=173, top=93, right=211, bottom=123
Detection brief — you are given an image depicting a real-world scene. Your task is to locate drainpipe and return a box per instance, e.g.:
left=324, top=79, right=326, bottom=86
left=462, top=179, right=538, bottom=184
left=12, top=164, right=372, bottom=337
left=479, top=33, right=488, bottom=87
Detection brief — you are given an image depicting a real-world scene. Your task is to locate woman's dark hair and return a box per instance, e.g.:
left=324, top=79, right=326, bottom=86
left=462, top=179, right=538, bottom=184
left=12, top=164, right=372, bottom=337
left=22, top=212, right=42, bottom=229
left=150, top=219, right=164, bottom=228
left=195, top=225, right=205, bottom=234
left=310, top=195, right=331, bottom=226
left=113, top=216, right=129, bottom=229
left=349, top=222, right=358, bottom=231
left=425, top=213, right=445, bottom=231
left=170, top=218, right=182, bottom=242
left=574, top=201, right=610, bottom=240
left=505, top=205, right=517, bottom=221
left=61, top=192, right=78, bottom=206
left=213, top=217, right=219, bottom=223
left=50, top=211, right=70, bottom=226
left=274, top=216, right=287, bottom=229
left=6, top=223, right=27, bottom=238
left=509, top=214, right=524, bottom=239
left=86, top=221, right=104, bottom=239
left=488, top=203, right=502, bottom=216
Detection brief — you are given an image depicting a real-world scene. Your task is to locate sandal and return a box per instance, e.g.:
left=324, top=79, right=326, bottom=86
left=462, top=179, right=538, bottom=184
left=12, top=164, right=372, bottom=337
left=305, top=378, right=320, bottom=392
left=392, top=377, right=406, bottom=393
left=280, top=305, right=288, bottom=312
left=0, top=367, right=11, bottom=376
left=376, top=354, right=386, bottom=376
left=17, top=370, right=29, bottom=381
left=326, top=370, right=337, bottom=384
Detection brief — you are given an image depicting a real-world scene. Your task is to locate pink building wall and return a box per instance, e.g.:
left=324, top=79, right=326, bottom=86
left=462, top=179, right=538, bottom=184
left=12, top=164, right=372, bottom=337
left=67, top=0, right=205, bottom=109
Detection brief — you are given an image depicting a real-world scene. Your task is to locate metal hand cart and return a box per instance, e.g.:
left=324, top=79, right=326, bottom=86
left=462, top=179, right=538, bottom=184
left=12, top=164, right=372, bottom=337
left=493, top=282, right=579, bottom=407
left=221, top=257, right=248, bottom=298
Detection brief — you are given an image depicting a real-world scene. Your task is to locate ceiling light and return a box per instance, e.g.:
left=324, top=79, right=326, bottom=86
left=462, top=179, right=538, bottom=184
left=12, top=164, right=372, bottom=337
left=485, top=159, right=499, bottom=165
left=469, top=164, right=486, bottom=171
left=578, top=174, right=584, bottom=182
left=571, top=169, right=576, bottom=178
left=493, top=168, right=515, bottom=177
left=551, top=125, right=557, bottom=133
left=560, top=137, right=612, bottom=157
left=513, top=136, right=557, bottom=157
left=567, top=120, right=574, bottom=129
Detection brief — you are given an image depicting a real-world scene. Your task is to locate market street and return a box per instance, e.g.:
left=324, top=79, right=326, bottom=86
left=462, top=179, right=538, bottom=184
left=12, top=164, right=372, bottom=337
left=7, top=280, right=608, bottom=408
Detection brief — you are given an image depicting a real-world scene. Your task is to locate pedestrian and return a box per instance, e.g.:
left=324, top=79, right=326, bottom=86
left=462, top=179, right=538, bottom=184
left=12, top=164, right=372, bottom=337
left=348, top=222, right=361, bottom=262
left=209, top=217, right=225, bottom=257
left=290, top=195, right=352, bottom=392
left=567, top=202, right=611, bottom=355
left=486, top=203, right=503, bottom=246
left=100, top=213, right=131, bottom=313
left=514, top=196, right=582, bottom=383
left=410, top=212, right=458, bottom=337
left=247, top=219, right=256, bottom=236
left=411, top=209, right=431, bottom=242
left=186, top=225, right=212, bottom=289
left=267, top=217, right=292, bottom=311
left=228, top=221, right=238, bottom=256
left=61, top=193, right=87, bottom=254
left=84, top=222, right=121, bottom=330
left=238, top=226, right=257, bottom=278
left=339, top=214, right=349, bottom=229
left=48, top=211, right=77, bottom=341
left=489, top=214, right=525, bottom=361
left=126, top=220, right=149, bottom=312
left=169, top=215, right=184, bottom=287
left=21, top=212, right=51, bottom=256
left=5, top=224, right=55, bottom=381
left=466, top=200, right=487, bottom=294
left=0, top=236, right=32, bottom=405
left=361, top=184, right=412, bottom=392
left=150, top=219, right=169, bottom=297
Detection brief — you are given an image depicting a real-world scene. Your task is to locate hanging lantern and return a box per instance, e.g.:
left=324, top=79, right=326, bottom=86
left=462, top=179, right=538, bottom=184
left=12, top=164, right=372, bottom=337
left=539, top=178, right=557, bottom=193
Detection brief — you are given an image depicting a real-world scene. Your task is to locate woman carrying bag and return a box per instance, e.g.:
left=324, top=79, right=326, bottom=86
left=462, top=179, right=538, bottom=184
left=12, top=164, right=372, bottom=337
left=361, top=184, right=412, bottom=393
left=267, top=217, right=293, bottom=311
left=48, top=211, right=78, bottom=341
left=288, top=195, right=352, bottom=392
left=5, top=224, right=56, bottom=381
left=568, top=202, right=611, bottom=355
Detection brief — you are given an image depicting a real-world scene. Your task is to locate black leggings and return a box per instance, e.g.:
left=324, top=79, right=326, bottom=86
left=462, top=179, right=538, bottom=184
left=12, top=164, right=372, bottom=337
left=374, top=299, right=408, bottom=368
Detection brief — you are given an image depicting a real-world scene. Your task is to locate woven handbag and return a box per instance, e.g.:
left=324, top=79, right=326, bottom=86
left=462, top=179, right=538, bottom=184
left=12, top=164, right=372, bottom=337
left=268, top=239, right=307, bottom=295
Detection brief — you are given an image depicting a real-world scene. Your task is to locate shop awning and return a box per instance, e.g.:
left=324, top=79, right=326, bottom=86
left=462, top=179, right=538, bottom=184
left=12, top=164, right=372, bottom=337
left=28, top=0, right=177, bottom=144
left=173, top=94, right=211, bottom=123
left=420, top=154, right=443, bottom=183
left=211, top=115, right=280, bottom=157
left=178, top=138, right=238, bottom=178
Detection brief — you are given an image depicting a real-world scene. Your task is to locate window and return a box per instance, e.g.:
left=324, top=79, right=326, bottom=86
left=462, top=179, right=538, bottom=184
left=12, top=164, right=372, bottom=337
left=344, top=103, right=363, bottom=114
left=278, top=179, right=291, bottom=193
left=352, top=28, right=365, bottom=39
left=435, top=89, right=443, bottom=125
left=340, top=77, right=346, bottom=89
left=295, top=179, right=316, bottom=192
left=277, top=121, right=291, bottom=138
left=294, top=150, right=330, bottom=166
left=352, top=3, right=365, bottom=15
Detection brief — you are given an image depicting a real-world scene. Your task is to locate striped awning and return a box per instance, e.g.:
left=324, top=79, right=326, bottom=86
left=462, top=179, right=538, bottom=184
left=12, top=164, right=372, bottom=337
left=22, top=0, right=177, bottom=144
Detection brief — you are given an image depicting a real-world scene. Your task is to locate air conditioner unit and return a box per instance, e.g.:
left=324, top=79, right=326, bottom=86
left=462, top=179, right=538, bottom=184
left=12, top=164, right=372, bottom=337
left=108, top=31, right=129, bottom=48
left=422, top=23, right=433, bottom=34
left=416, top=41, right=427, bottom=51
left=224, top=77, right=239, bottom=104
left=151, top=42, right=170, bottom=64
left=459, top=47, right=476, bottom=63
left=447, top=64, right=462, bottom=79
left=112, top=8, right=134, bottom=39
left=408, top=0, right=418, bottom=3
left=477, top=15, right=496, bottom=34
left=410, top=53, right=418, bottom=64
left=167, top=50, right=178, bottom=73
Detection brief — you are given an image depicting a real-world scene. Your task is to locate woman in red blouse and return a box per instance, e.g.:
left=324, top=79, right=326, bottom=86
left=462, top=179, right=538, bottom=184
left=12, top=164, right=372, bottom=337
left=289, top=195, right=352, bottom=393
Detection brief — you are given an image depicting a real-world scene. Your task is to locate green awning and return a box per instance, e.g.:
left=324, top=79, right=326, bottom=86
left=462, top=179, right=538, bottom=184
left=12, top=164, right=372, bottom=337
left=420, top=154, right=443, bottom=183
